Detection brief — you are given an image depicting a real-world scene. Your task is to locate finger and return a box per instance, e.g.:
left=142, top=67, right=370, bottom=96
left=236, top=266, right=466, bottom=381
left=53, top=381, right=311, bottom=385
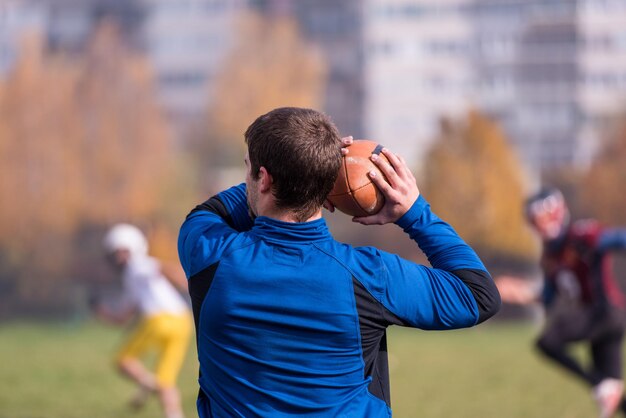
left=341, top=136, right=353, bottom=155
left=352, top=214, right=384, bottom=225
left=395, top=154, right=416, bottom=184
left=370, top=153, right=399, bottom=187
left=323, top=199, right=335, bottom=212
left=368, top=169, right=394, bottom=196
left=381, top=148, right=408, bottom=177
left=397, top=154, right=408, bottom=169
left=398, top=154, right=416, bottom=181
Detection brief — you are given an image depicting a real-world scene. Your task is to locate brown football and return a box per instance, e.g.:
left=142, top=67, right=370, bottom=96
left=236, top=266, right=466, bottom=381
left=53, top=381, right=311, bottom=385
left=327, top=140, right=389, bottom=217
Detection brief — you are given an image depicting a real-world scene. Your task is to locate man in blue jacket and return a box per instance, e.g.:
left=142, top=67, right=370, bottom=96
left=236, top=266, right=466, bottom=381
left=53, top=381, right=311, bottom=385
left=178, top=107, right=500, bottom=417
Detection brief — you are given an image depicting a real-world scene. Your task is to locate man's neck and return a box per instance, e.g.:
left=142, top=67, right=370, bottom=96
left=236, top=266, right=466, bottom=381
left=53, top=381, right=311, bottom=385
left=258, top=207, right=323, bottom=223
left=254, top=190, right=323, bottom=223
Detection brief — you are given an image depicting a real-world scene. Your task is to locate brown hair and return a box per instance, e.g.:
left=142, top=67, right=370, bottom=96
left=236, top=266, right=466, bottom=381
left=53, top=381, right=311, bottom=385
left=245, top=107, right=342, bottom=222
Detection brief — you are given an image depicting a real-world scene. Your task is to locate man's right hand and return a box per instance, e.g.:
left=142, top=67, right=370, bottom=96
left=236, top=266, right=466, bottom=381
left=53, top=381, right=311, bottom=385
left=352, top=147, right=420, bottom=225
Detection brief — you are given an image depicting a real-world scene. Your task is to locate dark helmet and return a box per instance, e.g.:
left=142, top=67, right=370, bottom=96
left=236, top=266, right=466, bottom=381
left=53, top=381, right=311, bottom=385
left=524, top=187, right=569, bottom=239
left=525, top=187, right=566, bottom=218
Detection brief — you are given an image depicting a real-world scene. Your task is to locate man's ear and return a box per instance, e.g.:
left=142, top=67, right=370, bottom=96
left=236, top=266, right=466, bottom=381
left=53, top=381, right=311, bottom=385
left=258, top=167, right=272, bottom=193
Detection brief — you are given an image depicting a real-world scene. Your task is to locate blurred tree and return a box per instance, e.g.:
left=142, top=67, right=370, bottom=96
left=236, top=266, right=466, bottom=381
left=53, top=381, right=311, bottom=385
left=76, top=21, right=172, bottom=225
left=190, top=10, right=327, bottom=190
left=0, top=23, right=187, bottom=316
left=0, top=33, right=84, bottom=311
left=421, top=110, right=538, bottom=264
left=579, top=117, right=626, bottom=225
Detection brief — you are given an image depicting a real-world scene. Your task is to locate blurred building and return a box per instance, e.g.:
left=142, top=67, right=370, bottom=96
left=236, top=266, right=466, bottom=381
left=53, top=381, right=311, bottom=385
left=251, top=0, right=366, bottom=139
left=141, top=0, right=243, bottom=128
left=372, top=0, right=626, bottom=171
left=0, top=0, right=243, bottom=136
left=3, top=0, right=626, bottom=171
left=576, top=0, right=626, bottom=165
left=0, top=0, right=48, bottom=73
left=472, top=0, right=580, bottom=170
left=473, top=0, right=626, bottom=171
left=364, top=0, right=476, bottom=166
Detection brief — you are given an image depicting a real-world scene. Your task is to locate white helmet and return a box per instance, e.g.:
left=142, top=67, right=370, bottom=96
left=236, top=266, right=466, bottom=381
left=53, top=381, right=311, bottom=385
left=103, top=223, right=148, bottom=257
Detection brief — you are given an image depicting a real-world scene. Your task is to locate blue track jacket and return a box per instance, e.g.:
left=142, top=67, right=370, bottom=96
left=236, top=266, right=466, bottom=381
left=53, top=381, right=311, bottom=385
left=178, top=184, right=500, bottom=417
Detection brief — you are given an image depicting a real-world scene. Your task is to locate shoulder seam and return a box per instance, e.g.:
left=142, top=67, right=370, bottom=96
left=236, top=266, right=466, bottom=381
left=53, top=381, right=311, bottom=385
left=189, top=234, right=262, bottom=277
left=311, top=242, right=410, bottom=322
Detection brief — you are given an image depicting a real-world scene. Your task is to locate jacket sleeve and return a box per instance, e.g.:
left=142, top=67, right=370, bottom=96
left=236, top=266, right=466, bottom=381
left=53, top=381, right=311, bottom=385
left=178, top=183, right=253, bottom=278
left=354, top=195, right=501, bottom=330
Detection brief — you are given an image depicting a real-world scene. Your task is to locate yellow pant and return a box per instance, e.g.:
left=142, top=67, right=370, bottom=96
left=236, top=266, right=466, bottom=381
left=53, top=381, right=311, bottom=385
left=117, top=312, right=192, bottom=387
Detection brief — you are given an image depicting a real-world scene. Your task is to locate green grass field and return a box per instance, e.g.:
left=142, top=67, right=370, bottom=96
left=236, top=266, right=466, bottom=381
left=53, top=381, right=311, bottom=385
left=0, top=321, right=604, bottom=417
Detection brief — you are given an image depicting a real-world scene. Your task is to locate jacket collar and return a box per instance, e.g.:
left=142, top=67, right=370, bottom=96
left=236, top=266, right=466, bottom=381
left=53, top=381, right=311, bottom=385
left=251, top=216, right=332, bottom=243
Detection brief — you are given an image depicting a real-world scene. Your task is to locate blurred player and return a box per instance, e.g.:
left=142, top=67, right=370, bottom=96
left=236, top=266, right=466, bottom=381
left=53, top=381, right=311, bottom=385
left=95, top=223, right=192, bottom=418
left=497, top=188, right=626, bottom=418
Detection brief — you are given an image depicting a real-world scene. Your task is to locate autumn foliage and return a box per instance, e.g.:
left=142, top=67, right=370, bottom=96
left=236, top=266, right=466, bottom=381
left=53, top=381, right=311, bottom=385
left=0, top=23, right=176, bottom=315
left=0, top=11, right=330, bottom=317
left=579, top=118, right=626, bottom=225
left=422, top=110, right=538, bottom=263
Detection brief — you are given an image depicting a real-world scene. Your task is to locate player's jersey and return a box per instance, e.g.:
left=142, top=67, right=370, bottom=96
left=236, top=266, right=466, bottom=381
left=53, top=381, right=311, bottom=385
left=541, top=219, right=626, bottom=310
left=122, top=255, right=189, bottom=317
left=178, top=184, right=500, bottom=418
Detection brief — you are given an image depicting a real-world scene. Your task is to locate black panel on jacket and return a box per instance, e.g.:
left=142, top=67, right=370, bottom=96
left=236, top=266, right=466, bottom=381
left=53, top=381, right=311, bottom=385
left=452, top=268, right=501, bottom=323
left=187, top=195, right=235, bottom=228
left=188, top=262, right=219, bottom=344
left=352, top=277, right=408, bottom=407
left=186, top=194, right=231, bottom=410
left=188, top=262, right=220, bottom=407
